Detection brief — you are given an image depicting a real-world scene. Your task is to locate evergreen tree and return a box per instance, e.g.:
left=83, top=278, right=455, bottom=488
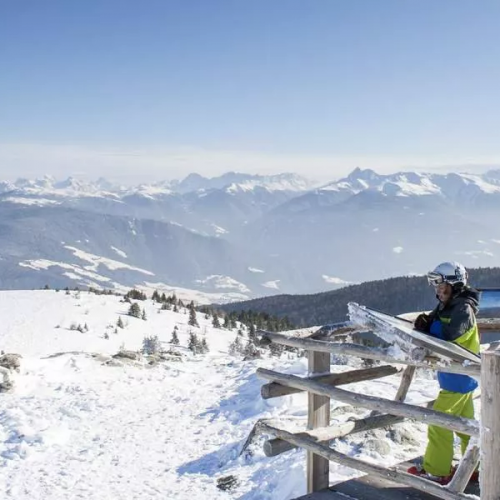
left=173, top=303, right=178, bottom=313
left=228, top=335, right=243, bottom=356
left=188, top=305, right=199, bottom=327
left=161, top=302, right=171, bottom=310
left=117, top=316, right=125, bottom=329
left=243, top=339, right=261, bottom=359
left=161, top=292, right=167, bottom=302
left=212, top=313, right=221, bottom=329
left=200, top=337, right=209, bottom=354
left=125, top=289, right=147, bottom=301
left=223, top=315, right=231, bottom=329
left=269, top=342, right=284, bottom=357
left=170, top=329, right=180, bottom=345
left=128, top=302, right=142, bottom=318
left=141, top=309, right=147, bottom=321
left=188, top=331, right=200, bottom=354
left=248, top=323, right=257, bottom=342
left=152, top=290, right=160, bottom=302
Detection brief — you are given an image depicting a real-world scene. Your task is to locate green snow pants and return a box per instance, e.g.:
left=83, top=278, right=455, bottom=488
left=423, top=389, right=475, bottom=477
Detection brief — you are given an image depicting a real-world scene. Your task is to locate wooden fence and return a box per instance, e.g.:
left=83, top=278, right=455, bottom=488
left=255, top=323, right=500, bottom=500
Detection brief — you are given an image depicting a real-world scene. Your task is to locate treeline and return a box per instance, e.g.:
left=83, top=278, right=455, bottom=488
left=93, top=286, right=296, bottom=332
left=217, top=267, right=500, bottom=327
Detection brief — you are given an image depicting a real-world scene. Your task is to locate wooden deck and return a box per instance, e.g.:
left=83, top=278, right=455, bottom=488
left=293, top=461, right=480, bottom=500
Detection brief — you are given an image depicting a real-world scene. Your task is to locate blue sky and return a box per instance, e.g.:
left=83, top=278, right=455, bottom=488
left=1, top=0, right=500, bottom=182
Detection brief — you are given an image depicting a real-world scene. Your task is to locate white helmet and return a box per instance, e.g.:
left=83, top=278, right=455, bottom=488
left=427, top=261, right=468, bottom=288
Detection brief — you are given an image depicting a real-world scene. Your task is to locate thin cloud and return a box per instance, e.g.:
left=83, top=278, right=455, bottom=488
left=0, top=143, right=497, bottom=185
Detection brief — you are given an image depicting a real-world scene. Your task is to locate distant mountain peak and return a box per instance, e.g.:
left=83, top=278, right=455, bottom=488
left=346, top=167, right=380, bottom=182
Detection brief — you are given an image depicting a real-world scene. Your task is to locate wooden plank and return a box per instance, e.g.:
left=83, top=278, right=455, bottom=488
left=480, top=350, right=500, bottom=499
left=447, top=439, right=480, bottom=493
left=307, top=350, right=330, bottom=493
left=333, top=471, right=479, bottom=499
left=259, top=423, right=474, bottom=500
left=264, top=398, right=437, bottom=458
left=264, top=412, right=407, bottom=457
left=257, top=368, right=479, bottom=436
left=394, top=365, right=417, bottom=402
left=261, top=365, right=400, bottom=399
left=259, top=331, right=480, bottom=376
left=348, top=303, right=481, bottom=365
left=292, top=490, right=355, bottom=500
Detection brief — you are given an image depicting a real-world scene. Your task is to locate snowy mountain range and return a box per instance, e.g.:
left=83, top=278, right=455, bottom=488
left=1, top=169, right=500, bottom=298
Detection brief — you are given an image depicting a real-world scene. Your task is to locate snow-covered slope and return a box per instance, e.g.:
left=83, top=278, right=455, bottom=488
left=0, top=290, right=464, bottom=500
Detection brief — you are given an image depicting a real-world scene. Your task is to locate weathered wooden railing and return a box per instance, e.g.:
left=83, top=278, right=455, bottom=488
left=255, top=323, right=499, bottom=500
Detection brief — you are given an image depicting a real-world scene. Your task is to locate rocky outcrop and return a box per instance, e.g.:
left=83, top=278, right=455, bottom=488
left=0, top=353, right=22, bottom=392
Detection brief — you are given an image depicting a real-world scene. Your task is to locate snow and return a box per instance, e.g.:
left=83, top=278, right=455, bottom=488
left=0, top=291, right=478, bottom=499
left=110, top=246, right=128, bottom=259
left=64, top=246, right=155, bottom=275
left=211, top=224, right=229, bottom=235
left=456, top=250, right=495, bottom=258
left=19, top=259, right=75, bottom=272
left=262, top=280, right=280, bottom=290
left=5, top=197, right=61, bottom=206
left=141, top=282, right=251, bottom=305
left=195, top=275, right=251, bottom=293
left=18, top=259, right=115, bottom=286
left=248, top=267, right=265, bottom=273
left=224, top=175, right=313, bottom=193
left=321, top=275, right=350, bottom=286
left=458, top=174, right=500, bottom=194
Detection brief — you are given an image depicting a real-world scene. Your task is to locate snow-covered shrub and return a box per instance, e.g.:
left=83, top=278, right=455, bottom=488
left=142, top=335, right=160, bottom=355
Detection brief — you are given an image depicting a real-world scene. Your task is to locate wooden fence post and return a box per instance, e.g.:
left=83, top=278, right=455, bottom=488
left=481, top=350, right=500, bottom=499
left=307, top=350, right=330, bottom=493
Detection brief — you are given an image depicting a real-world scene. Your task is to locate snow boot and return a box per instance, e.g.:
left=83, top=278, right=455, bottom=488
left=407, top=464, right=453, bottom=485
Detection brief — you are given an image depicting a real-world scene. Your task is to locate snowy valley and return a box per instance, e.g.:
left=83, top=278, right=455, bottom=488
left=0, top=289, right=463, bottom=500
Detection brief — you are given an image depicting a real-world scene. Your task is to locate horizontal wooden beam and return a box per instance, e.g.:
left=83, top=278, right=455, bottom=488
left=261, top=365, right=400, bottom=399
left=259, top=330, right=480, bottom=377
left=263, top=398, right=437, bottom=458
left=263, top=412, right=406, bottom=457
left=257, top=368, right=479, bottom=437
left=260, top=422, right=475, bottom=500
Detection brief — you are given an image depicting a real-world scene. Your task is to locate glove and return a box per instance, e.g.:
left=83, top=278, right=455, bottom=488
left=414, top=313, right=431, bottom=333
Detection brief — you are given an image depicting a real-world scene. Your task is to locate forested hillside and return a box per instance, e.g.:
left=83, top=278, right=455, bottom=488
left=218, top=267, right=500, bottom=327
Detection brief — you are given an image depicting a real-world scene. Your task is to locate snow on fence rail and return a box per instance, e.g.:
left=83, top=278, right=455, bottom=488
left=255, top=316, right=499, bottom=500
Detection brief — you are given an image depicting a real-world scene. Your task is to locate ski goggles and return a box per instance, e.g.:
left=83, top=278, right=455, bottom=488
left=427, top=272, right=453, bottom=287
